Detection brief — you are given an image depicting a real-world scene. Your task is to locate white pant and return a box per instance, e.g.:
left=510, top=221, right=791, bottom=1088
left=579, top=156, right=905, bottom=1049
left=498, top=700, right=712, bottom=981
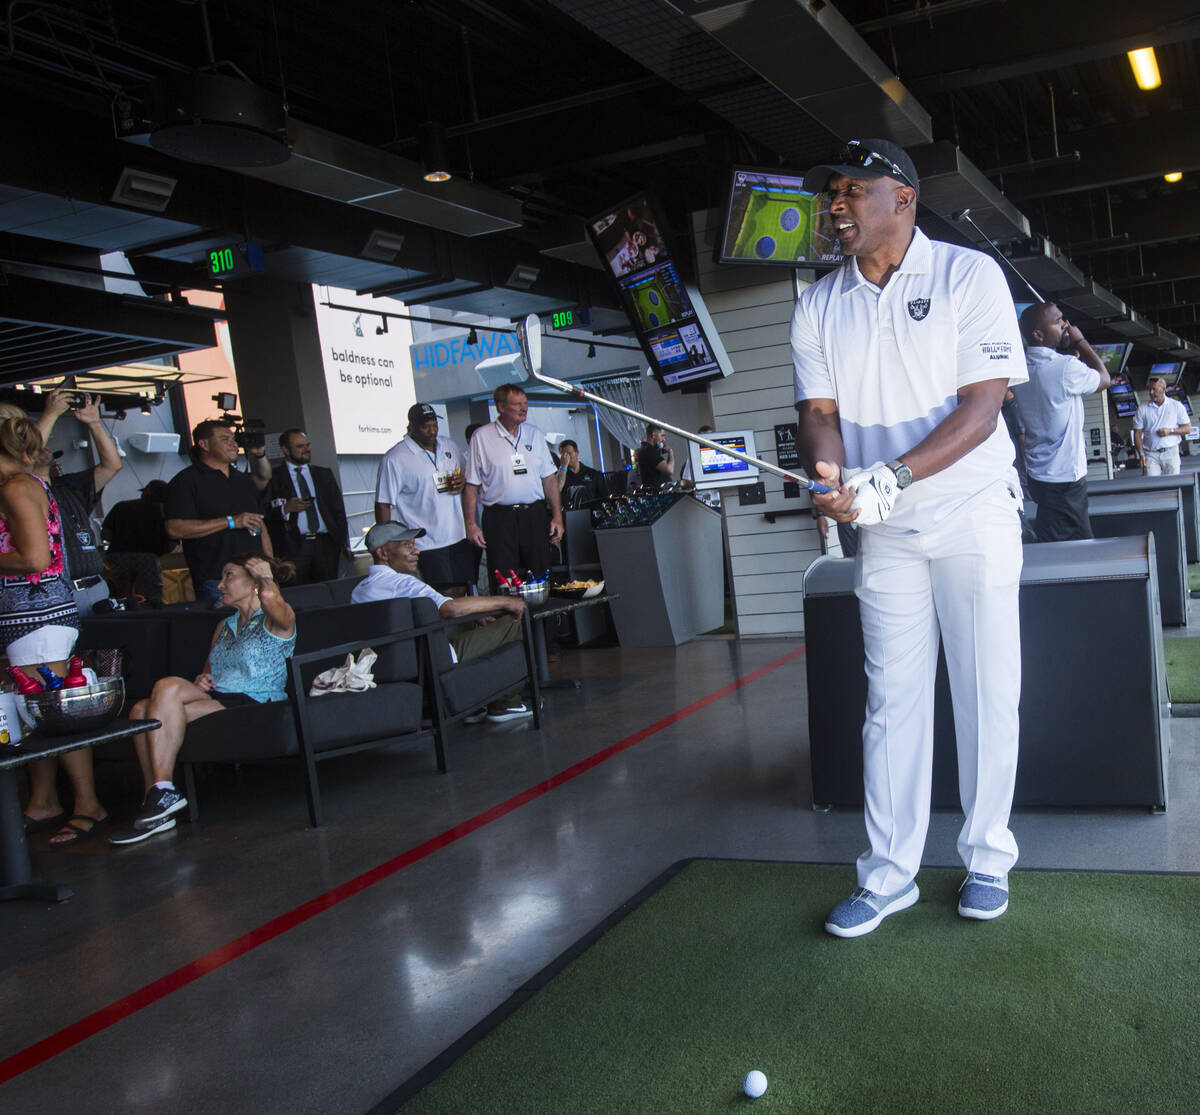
left=1144, top=446, right=1180, bottom=476
left=853, top=483, right=1022, bottom=894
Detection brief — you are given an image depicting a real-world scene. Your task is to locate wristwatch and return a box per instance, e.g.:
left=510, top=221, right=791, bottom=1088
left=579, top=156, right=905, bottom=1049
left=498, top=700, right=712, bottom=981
left=886, top=460, right=913, bottom=489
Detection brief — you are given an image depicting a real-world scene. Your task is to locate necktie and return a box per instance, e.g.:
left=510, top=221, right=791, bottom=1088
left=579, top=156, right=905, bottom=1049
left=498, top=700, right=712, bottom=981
left=294, top=468, right=319, bottom=534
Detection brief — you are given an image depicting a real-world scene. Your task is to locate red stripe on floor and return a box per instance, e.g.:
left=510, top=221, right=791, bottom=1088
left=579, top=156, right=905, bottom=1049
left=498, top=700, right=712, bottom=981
left=0, top=645, right=805, bottom=1084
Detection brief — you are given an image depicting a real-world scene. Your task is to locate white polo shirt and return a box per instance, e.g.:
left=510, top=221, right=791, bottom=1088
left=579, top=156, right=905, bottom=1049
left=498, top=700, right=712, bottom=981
left=1013, top=346, right=1100, bottom=484
left=791, top=228, right=1026, bottom=533
left=375, top=435, right=466, bottom=551
left=1133, top=397, right=1190, bottom=450
left=350, top=564, right=450, bottom=611
left=465, top=419, right=556, bottom=506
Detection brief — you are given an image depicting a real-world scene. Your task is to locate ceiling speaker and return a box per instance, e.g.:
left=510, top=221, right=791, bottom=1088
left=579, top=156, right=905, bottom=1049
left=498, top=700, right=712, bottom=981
left=146, top=71, right=289, bottom=167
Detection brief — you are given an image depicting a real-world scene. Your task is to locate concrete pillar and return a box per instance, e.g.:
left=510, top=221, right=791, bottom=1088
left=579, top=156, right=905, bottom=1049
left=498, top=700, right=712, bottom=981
left=222, top=278, right=338, bottom=475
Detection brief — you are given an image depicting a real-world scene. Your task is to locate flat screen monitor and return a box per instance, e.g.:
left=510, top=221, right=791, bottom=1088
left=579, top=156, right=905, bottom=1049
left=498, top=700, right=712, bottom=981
left=1108, top=374, right=1134, bottom=398
left=1091, top=343, right=1132, bottom=378
left=1167, top=384, right=1193, bottom=416
left=688, top=429, right=760, bottom=489
left=715, top=166, right=843, bottom=269
left=1114, top=398, right=1138, bottom=418
left=643, top=322, right=724, bottom=389
left=589, top=194, right=671, bottom=281
left=1149, top=361, right=1183, bottom=385
left=618, top=261, right=692, bottom=334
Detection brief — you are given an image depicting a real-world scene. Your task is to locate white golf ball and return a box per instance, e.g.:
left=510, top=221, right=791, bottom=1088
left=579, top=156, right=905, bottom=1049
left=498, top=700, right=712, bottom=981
left=743, top=1069, right=768, bottom=1098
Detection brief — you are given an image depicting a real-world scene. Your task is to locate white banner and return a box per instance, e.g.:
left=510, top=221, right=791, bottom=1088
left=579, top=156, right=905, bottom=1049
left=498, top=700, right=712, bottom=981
left=312, top=285, right=416, bottom=454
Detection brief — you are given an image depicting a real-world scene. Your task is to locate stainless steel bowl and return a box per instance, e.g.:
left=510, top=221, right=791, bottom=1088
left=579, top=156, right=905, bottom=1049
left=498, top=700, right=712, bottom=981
left=23, top=677, right=125, bottom=736
left=503, top=581, right=548, bottom=605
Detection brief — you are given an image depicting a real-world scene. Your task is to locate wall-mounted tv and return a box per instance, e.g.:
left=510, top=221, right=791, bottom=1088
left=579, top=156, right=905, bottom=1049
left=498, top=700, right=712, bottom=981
left=715, top=167, right=843, bottom=269
left=1149, top=361, right=1183, bottom=385
left=1114, top=397, right=1139, bottom=418
left=1166, top=384, right=1193, bottom=416
left=1108, top=374, right=1134, bottom=398
left=688, top=429, right=760, bottom=489
left=1092, top=342, right=1132, bottom=378
left=588, top=190, right=733, bottom=394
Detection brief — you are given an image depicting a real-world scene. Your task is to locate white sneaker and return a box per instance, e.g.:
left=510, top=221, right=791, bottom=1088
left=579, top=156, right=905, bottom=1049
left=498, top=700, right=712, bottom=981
left=486, top=702, right=533, bottom=723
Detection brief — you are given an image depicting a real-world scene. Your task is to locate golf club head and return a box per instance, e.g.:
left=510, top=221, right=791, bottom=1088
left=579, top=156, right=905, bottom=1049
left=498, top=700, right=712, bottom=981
left=516, top=312, right=542, bottom=380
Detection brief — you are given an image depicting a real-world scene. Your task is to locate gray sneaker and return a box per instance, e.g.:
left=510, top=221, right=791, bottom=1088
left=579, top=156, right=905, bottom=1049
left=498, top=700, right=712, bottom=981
left=824, top=881, right=919, bottom=938
left=957, top=873, right=1009, bottom=920
left=134, top=785, right=187, bottom=828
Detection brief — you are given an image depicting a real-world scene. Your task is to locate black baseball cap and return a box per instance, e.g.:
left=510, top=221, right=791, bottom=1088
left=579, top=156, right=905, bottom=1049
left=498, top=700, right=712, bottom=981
left=804, top=138, right=920, bottom=197
left=407, top=403, right=437, bottom=425
left=364, top=521, right=426, bottom=550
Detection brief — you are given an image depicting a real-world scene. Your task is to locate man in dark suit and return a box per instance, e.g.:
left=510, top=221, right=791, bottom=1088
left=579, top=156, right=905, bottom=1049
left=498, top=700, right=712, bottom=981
left=265, top=429, right=349, bottom=583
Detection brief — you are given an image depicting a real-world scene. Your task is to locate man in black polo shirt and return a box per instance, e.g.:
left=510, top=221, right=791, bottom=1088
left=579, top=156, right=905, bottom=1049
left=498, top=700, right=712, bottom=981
left=165, top=420, right=270, bottom=604
left=636, top=423, right=674, bottom=489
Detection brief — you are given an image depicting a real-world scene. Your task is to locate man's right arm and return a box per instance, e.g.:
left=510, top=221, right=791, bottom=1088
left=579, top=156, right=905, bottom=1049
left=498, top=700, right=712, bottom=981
left=462, top=483, right=484, bottom=547
left=438, top=594, right=524, bottom=622
left=655, top=447, right=674, bottom=476
left=165, top=511, right=263, bottom=540
left=796, top=398, right=856, bottom=522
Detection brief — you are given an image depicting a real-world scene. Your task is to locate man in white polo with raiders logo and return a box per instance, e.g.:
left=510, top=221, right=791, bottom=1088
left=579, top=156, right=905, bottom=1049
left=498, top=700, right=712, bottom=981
left=792, top=139, right=1027, bottom=938
left=462, top=384, right=564, bottom=592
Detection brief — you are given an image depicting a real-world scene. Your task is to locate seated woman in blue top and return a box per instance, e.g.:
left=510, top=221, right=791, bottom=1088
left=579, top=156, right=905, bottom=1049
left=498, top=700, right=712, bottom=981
left=110, top=553, right=296, bottom=845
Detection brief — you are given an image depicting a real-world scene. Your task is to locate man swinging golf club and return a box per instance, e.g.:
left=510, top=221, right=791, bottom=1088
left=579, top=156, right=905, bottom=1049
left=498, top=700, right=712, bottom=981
left=792, top=139, right=1027, bottom=937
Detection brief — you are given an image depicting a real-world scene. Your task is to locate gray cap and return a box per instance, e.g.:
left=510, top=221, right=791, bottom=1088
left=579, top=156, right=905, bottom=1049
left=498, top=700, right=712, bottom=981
left=364, top=520, right=426, bottom=551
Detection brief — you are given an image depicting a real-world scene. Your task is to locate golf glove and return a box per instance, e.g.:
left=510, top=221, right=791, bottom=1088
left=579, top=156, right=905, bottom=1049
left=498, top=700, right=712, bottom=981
left=844, top=461, right=900, bottom=526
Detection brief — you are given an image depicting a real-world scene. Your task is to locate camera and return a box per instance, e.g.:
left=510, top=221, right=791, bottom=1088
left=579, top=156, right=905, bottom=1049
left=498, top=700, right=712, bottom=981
left=217, top=415, right=267, bottom=452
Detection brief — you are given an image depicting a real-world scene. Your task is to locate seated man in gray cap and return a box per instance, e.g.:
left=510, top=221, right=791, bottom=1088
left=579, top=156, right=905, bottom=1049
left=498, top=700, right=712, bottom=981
left=351, top=520, right=533, bottom=722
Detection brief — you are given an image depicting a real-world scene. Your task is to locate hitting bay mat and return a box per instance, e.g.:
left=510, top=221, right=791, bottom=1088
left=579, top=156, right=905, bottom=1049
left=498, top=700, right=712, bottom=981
left=386, top=860, right=1200, bottom=1113
left=1164, top=634, right=1200, bottom=702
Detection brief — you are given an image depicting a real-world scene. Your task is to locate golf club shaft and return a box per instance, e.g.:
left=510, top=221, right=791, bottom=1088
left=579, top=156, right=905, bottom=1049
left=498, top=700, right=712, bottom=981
left=526, top=366, right=832, bottom=494
left=954, top=209, right=1043, bottom=303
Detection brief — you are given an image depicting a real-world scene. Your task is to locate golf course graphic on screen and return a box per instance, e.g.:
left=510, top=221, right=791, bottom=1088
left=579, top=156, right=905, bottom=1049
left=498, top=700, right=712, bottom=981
left=719, top=168, right=842, bottom=267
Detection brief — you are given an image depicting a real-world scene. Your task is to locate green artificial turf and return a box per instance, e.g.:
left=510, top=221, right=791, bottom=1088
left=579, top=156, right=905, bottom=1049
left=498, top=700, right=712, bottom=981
left=1164, top=635, right=1200, bottom=702
left=1189, top=565, right=1200, bottom=593
left=397, top=861, right=1200, bottom=1114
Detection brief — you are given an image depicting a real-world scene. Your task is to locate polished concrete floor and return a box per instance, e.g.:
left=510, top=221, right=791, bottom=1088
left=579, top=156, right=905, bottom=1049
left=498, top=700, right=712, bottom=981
left=3, top=634, right=1198, bottom=1113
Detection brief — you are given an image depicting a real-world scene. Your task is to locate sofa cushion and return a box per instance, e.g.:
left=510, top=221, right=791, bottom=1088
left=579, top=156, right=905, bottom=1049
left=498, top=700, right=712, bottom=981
left=301, top=681, right=424, bottom=751
left=437, top=643, right=528, bottom=716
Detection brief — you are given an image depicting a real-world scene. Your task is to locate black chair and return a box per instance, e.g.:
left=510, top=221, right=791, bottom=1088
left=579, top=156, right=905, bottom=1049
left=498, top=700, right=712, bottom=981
left=179, top=598, right=439, bottom=827
left=413, top=596, right=542, bottom=758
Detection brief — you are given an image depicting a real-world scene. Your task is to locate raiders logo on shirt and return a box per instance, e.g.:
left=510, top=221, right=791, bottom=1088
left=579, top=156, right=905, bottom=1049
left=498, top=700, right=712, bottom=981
left=907, top=298, right=931, bottom=321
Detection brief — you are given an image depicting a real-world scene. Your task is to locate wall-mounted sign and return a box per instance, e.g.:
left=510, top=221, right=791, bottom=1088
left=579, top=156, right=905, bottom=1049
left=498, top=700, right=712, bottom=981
left=774, top=422, right=800, bottom=471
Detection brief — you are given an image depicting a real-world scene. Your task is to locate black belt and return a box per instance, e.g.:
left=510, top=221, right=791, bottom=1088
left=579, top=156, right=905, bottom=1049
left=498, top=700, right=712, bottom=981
left=73, top=575, right=103, bottom=590
left=491, top=502, right=542, bottom=511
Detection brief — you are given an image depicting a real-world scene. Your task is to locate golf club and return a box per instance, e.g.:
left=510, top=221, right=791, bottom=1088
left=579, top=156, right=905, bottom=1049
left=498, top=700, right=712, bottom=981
left=952, top=209, right=1044, bottom=303
left=513, top=314, right=832, bottom=495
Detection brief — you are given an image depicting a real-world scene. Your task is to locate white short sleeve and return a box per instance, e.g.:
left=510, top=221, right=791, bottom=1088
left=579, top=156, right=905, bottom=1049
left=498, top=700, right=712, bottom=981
left=1173, top=399, right=1191, bottom=426
left=465, top=429, right=485, bottom=487
left=1063, top=356, right=1101, bottom=397
left=791, top=294, right=835, bottom=404
left=954, top=255, right=1027, bottom=389
left=1132, top=406, right=1146, bottom=431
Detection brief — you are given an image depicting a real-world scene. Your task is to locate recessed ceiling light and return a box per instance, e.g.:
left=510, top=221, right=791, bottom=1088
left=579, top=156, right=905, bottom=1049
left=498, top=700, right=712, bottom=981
left=1164, top=171, right=1183, bottom=183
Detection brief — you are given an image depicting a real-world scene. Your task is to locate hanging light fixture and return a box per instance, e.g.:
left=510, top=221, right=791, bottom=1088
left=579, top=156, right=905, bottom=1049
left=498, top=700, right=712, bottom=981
left=420, top=122, right=451, bottom=182
left=1127, top=47, right=1161, bottom=91
left=466, top=327, right=478, bottom=345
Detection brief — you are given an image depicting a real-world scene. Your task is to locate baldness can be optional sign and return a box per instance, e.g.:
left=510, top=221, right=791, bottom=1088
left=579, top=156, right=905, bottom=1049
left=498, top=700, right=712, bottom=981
left=312, top=285, right=417, bottom=454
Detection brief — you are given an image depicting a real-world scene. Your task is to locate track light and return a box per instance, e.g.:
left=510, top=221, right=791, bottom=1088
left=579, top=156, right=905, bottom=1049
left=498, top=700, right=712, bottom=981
left=1128, top=47, right=1161, bottom=91
left=376, top=317, right=388, bottom=335
left=420, top=122, right=451, bottom=183
left=466, top=327, right=478, bottom=345
left=1165, top=171, right=1183, bottom=183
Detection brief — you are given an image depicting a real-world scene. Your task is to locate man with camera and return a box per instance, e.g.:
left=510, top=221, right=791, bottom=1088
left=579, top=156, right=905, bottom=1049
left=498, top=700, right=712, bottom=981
left=165, top=419, right=272, bottom=604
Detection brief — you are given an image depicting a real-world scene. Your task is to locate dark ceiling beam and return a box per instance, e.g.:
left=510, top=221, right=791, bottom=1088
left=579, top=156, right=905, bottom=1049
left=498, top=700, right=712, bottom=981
left=1003, top=110, right=1200, bottom=199
left=1058, top=192, right=1200, bottom=253
left=906, top=4, right=1200, bottom=92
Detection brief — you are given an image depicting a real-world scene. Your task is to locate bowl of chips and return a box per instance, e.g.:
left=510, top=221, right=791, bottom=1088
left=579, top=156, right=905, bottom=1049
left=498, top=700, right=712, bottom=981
left=552, top=579, right=605, bottom=600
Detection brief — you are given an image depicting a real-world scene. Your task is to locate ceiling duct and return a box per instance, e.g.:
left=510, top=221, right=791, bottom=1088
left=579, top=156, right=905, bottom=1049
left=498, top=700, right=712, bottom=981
left=142, top=71, right=290, bottom=167
left=1058, top=280, right=1126, bottom=319
left=1143, top=325, right=1182, bottom=352
left=229, top=121, right=522, bottom=238
left=912, top=142, right=1029, bottom=241
left=667, top=0, right=932, bottom=146
left=1106, top=310, right=1156, bottom=339
left=1005, top=237, right=1086, bottom=295
left=111, top=168, right=179, bottom=213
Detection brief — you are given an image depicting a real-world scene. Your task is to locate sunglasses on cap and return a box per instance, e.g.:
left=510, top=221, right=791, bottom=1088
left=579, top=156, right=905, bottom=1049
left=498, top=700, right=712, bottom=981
left=839, top=140, right=917, bottom=191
